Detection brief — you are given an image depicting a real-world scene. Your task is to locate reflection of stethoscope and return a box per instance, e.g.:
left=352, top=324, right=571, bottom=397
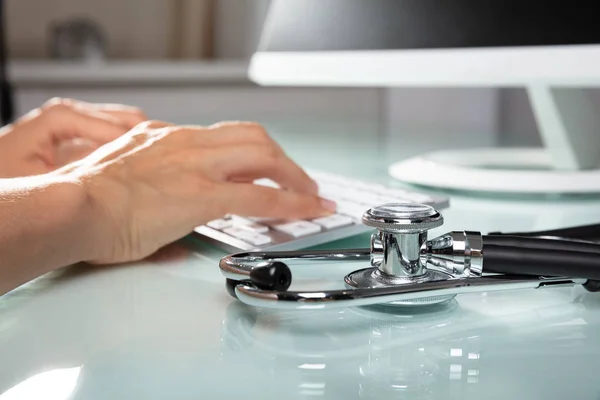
left=219, top=203, right=600, bottom=310
left=219, top=301, right=468, bottom=397
left=219, top=296, right=598, bottom=398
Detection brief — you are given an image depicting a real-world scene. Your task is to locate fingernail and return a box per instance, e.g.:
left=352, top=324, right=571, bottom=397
left=320, top=198, right=337, bottom=213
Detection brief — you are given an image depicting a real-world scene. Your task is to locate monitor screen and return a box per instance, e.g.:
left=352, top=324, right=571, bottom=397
left=261, top=0, right=600, bottom=52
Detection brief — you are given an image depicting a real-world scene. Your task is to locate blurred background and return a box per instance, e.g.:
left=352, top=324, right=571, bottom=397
left=3, top=0, right=573, bottom=176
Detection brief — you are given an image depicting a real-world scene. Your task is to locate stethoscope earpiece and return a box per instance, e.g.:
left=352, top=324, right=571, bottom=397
left=250, top=261, right=292, bottom=292
left=219, top=203, right=600, bottom=311
left=226, top=261, right=292, bottom=300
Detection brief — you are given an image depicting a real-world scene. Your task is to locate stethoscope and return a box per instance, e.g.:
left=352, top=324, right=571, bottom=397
left=219, top=203, right=600, bottom=310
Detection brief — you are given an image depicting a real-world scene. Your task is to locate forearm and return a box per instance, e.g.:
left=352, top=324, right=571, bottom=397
left=0, top=176, right=93, bottom=295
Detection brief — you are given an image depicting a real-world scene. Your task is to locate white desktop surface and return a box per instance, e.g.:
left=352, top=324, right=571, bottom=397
left=1, top=122, right=600, bottom=399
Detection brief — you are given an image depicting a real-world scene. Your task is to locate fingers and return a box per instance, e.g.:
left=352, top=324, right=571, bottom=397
left=213, top=183, right=336, bottom=220
left=153, top=123, right=318, bottom=195
left=83, top=104, right=147, bottom=129
left=196, top=144, right=318, bottom=195
left=153, top=121, right=280, bottom=150
left=55, top=138, right=100, bottom=166
left=178, top=121, right=282, bottom=149
left=39, top=100, right=131, bottom=143
left=49, top=98, right=148, bottom=129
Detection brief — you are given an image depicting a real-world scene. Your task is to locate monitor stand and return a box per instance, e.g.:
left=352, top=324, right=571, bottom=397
left=388, top=85, right=600, bottom=194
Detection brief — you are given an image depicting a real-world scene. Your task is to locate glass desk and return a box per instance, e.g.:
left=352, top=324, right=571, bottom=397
left=1, top=122, right=600, bottom=399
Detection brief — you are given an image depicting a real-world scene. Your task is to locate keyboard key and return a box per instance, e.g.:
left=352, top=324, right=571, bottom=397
left=206, top=218, right=232, bottom=230
left=231, top=215, right=279, bottom=225
left=230, top=215, right=255, bottom=225
left=238, top=222, right=269, bottom=234
left=223, top=227, right=272, bottom=246
left=273, top=221, right=322, bottom=237
left=230, top=215, right=269, bottom=233
left=223, top=227, right=249, bottom=238
left=241, top=233, right=272, bottom=246
left=312, top=214, right=354, bottom=229
left=337, top=202, right=369, bottom=220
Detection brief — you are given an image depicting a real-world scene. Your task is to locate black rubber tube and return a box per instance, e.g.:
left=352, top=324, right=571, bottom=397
left=484, top=244, right=600, bottom=280
left=488, top=223, right=600, bottom=243
left=483, top=235, right=600, bottom=255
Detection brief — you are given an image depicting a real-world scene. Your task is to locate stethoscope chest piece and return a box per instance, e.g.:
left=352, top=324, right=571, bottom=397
left=345, top=203, right=456, bottom=307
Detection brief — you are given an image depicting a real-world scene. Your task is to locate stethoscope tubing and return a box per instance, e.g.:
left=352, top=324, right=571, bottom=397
left=482, top=235, right=600, bottom=279
left=484, top=235, right=600, bottom=253
left=489, top=222, right=600, bottom=243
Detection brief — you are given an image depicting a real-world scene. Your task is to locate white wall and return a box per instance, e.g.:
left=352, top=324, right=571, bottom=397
left=498, top=89, right=541, bottom=147
left=498, top=88, right=600, bottom=148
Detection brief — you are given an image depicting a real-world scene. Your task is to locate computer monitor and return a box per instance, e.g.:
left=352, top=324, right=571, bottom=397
left=249, top=0, right=600, bottom=194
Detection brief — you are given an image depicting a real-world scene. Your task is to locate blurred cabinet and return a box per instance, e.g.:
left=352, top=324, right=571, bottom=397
left=5, top=0, right=265, bottom=60
left=7, top=0, right=175, bottom=59
left=10, top=60, right=382, bottom=131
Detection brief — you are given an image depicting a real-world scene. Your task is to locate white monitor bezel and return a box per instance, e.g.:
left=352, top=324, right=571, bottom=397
left=249, top=45, right=600, bottom=87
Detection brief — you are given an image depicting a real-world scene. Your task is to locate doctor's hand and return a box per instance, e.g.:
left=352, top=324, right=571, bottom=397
left=56, top=120, right=336, bottom=264
left=0, top=98, right=147, bottom=178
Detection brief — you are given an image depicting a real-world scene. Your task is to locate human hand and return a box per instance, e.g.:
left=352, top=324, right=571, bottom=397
left=56, top=120, right=336, bottom=264
left=0, top=98, right=147, bottom=178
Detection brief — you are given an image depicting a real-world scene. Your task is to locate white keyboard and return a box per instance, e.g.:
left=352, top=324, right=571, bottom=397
left=193, top=170, right=450, bottom=252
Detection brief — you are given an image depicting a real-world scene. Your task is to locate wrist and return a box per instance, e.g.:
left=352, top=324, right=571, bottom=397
left=12, top=174, right=101, bottom=268
left=0, top=175, right=99, bottom=294
left=33, top=176, right=96, bottom=266
left=40, top=173, right=107, bottom=265
left=63, top=168, right=132, bottom=264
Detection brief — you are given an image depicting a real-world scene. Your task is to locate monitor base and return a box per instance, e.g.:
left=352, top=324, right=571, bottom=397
left=388, top=148, right=600, bottom=194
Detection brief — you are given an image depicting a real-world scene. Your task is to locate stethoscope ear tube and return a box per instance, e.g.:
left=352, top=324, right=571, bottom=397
left=483, top=230, right=600, bottom=285
left=484, top=235, right=600, bottom=254
left=483, top=244, right=600, bottom=279
left=488, top=222, right=600, bottom=243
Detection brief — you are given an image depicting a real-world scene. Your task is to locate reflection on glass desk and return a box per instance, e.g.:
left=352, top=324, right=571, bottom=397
left=221, top=291, right=600, bottom=400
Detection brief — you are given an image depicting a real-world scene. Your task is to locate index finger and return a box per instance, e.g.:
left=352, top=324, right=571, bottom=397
left=212, top=183, right=336, bottom=220
left=61, top=98, right=148, bottom=128
left=94, top=107, right=148, bottom=128
left=199, top=144, right=319, bottom=195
